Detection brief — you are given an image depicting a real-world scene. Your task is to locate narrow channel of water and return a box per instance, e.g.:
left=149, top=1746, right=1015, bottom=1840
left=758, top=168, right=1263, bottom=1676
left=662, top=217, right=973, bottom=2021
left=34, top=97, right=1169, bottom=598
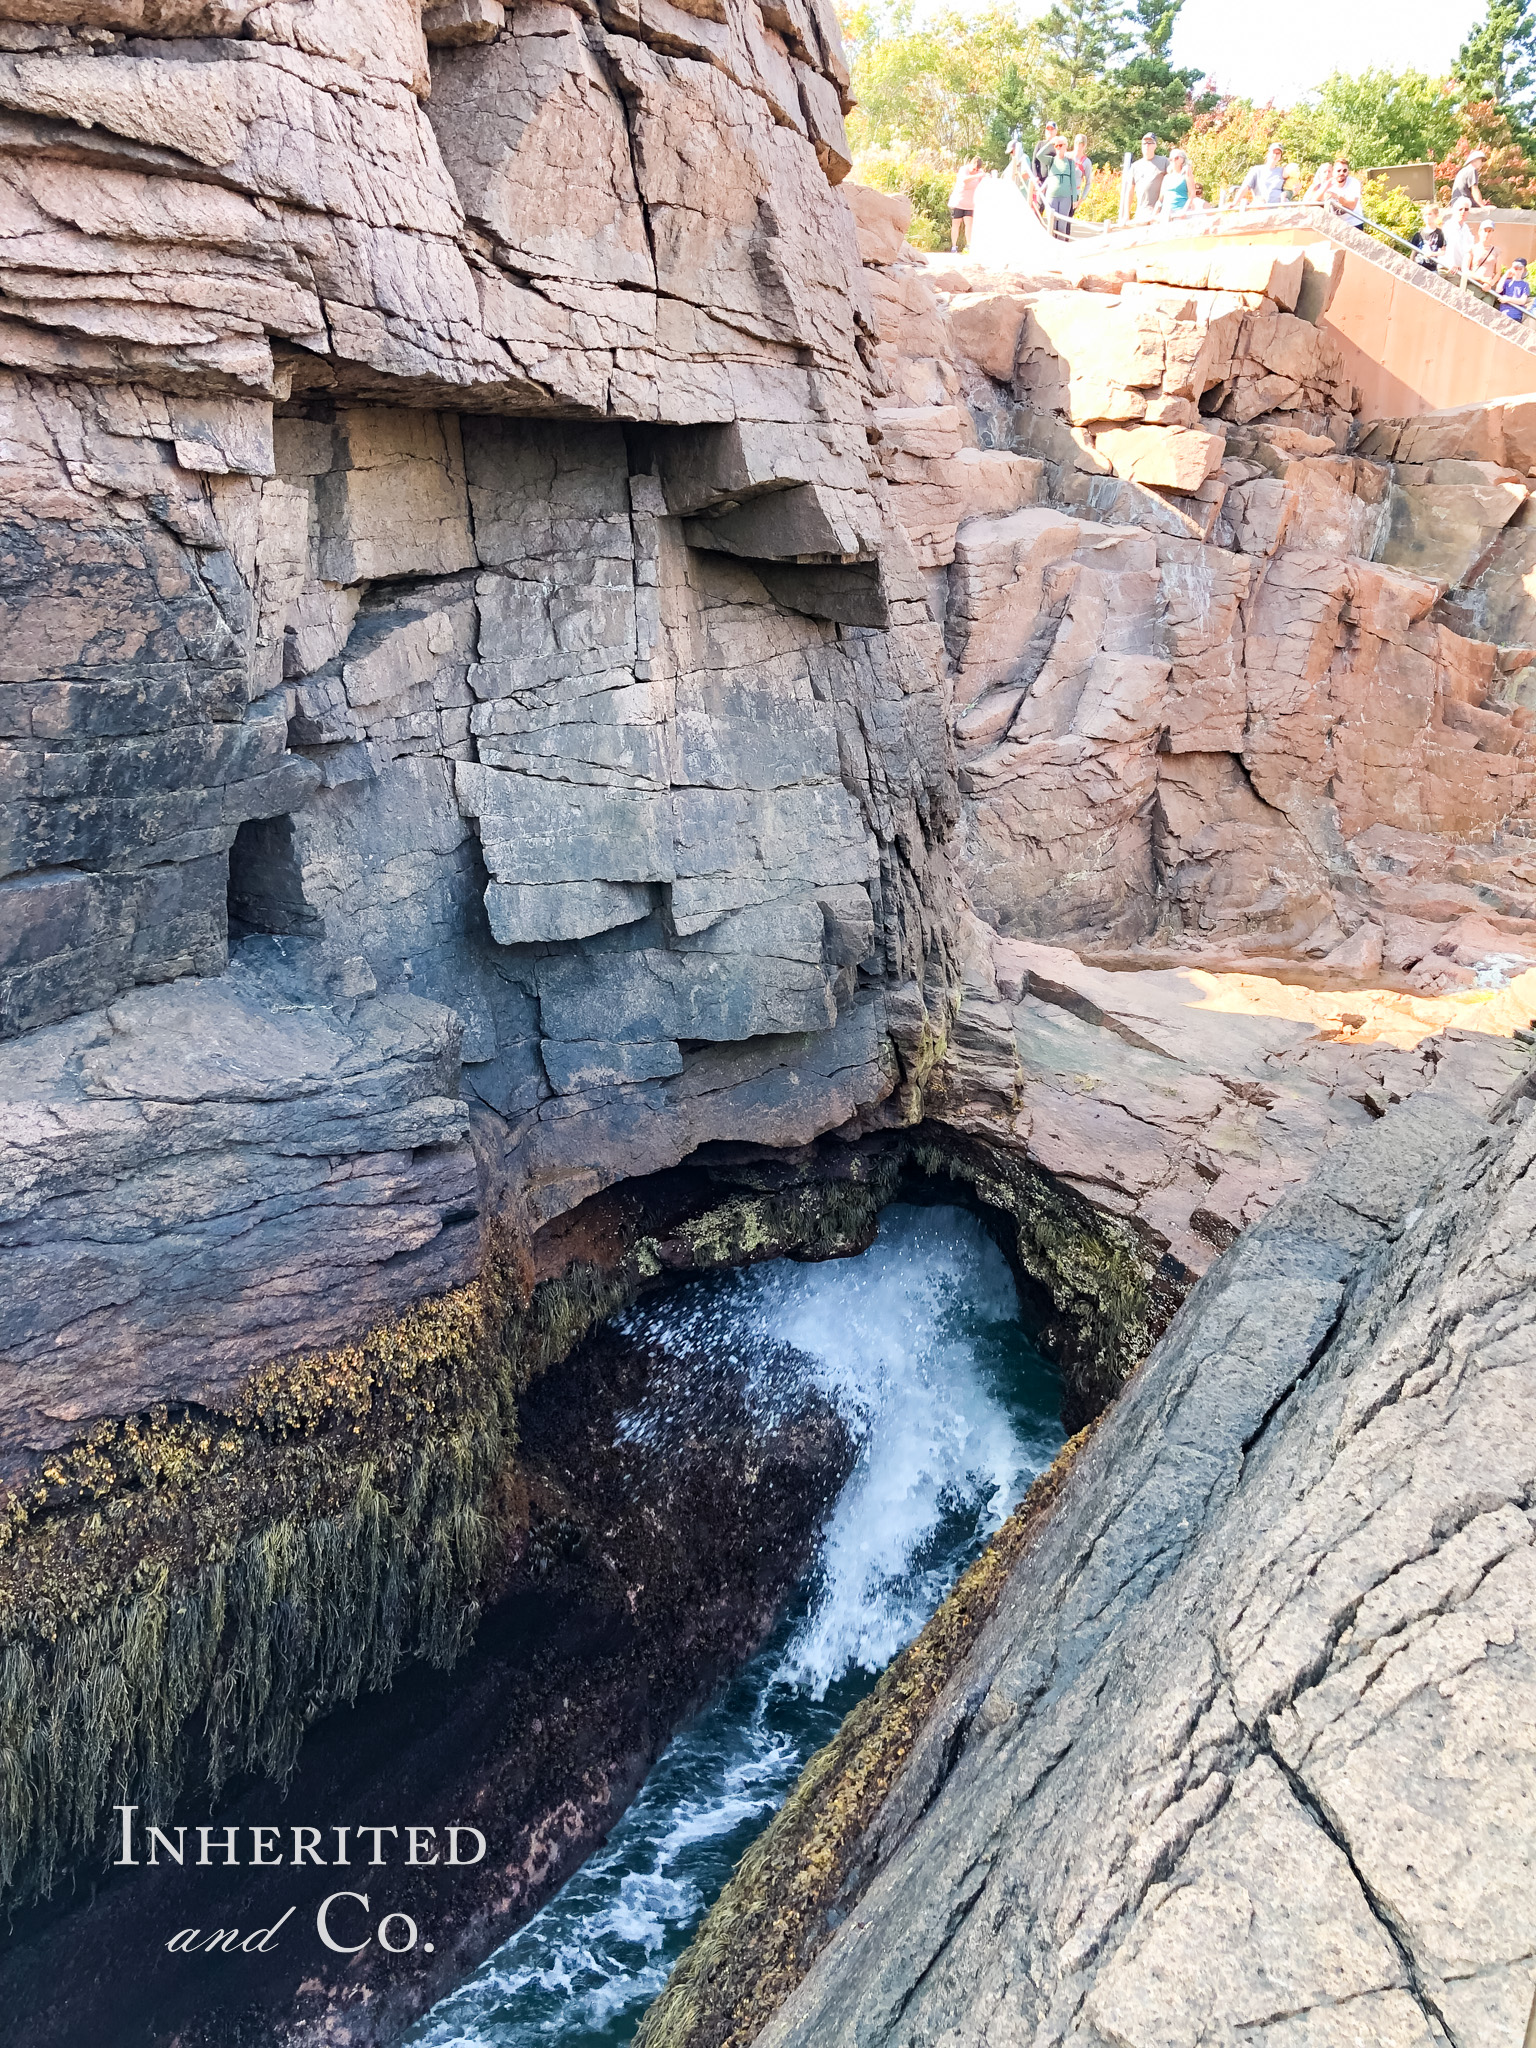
left=406, top=1203, right=1064, bottom=2048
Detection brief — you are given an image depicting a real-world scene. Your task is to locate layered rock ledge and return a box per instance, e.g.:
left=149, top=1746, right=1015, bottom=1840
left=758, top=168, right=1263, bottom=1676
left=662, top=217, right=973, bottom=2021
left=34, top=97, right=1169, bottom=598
left=5, top=8, right=1536, bottom=2038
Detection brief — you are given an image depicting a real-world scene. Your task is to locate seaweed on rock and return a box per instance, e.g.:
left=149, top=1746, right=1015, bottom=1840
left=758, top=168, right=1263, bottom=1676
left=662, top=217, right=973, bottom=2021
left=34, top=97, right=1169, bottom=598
left=0, top=1131, right=1166, bottom=1919
left=0, top=1234, right=632, bottom=1913
left=0, top=1164, right=932, bottom=1916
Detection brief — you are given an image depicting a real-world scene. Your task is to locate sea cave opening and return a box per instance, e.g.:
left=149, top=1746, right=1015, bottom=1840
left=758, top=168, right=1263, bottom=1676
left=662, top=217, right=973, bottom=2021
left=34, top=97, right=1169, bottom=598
left=405, top=1190, right=1067, bottom=2048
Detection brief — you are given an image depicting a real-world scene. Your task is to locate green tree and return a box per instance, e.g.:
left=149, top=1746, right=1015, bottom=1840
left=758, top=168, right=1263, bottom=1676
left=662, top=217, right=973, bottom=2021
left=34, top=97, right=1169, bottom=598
left=844, top=4, right=1034, bottom=159
left=1454, top=0, right=1536, bottom=135
left=1132, top=0, right=1179, bottom=60
left=982, top=61, right=1040, bottom=168
left=1106, top=51, right=1210, bottom=157
left=1280, top=69, right=1462, bottom=173
left=1031, top=0, right=1207, bottom=158
left=1035, top=0, right=1134, bottom=94
left=1029, top=0, right=1129, bottom=145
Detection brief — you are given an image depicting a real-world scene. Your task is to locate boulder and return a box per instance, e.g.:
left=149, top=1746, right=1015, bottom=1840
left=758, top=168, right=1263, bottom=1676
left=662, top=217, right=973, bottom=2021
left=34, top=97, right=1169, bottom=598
left=422, top=0, right=506, bottom=43
left=953, top=446, right=1042, bottom=521
left=794, top=61, right=852, bottom=185
left=872, top=408, right=1040, bottom=566
left=1380, top=473, right=1529, bottom=588
left=1094, top=423, right=1225, bottom=492
left=314, top=409, right=477, bottom=584
left=1137, top=244, right=1305, bottom=309
left=842, top=181, right=911, bottom=265
left=1295, top=240, right=1345, bottom=323
left=945, top=290, right=1033, bottom=382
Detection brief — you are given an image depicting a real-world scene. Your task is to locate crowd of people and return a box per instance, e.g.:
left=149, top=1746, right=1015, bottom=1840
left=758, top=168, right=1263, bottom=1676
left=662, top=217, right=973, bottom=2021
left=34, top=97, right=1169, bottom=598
left=940, top=124, right=1536, bottom=326
left=1408, top=158, right=1532, bottom=323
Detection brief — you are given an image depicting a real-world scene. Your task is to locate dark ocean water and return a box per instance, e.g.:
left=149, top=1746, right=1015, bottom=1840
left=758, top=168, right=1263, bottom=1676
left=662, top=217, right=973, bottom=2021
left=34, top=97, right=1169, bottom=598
left=406, top=1202, right=1064, bottom=2048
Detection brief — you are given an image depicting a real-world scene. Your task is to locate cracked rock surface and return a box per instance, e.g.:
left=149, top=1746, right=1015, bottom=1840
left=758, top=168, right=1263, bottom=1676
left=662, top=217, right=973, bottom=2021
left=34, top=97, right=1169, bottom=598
left=754, top=1074, right=1536, bottom=2048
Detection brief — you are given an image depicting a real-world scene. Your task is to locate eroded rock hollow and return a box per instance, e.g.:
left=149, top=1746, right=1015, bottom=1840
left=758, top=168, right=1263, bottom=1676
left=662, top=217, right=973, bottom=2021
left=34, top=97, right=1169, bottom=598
left=2, top=4, right=1534, bottom=2042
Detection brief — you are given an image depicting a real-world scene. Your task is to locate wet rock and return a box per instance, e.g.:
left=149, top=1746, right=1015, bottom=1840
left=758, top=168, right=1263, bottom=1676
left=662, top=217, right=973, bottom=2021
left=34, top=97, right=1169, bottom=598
left=0, top=1299, right=855, bottom=2048
left=672, top=1062, right=1536, bottom=2048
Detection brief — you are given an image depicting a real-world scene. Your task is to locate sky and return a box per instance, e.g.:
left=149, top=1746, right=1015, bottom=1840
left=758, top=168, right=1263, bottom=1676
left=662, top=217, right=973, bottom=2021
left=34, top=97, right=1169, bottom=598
left=1165, top=0, right=1486, bottom=105
left=923, top=0, right=1491, bottom=107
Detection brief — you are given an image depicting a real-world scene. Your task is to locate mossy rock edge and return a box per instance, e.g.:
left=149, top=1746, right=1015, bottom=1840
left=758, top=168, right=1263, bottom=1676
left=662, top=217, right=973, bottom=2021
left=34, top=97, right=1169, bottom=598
left=0, top=1124, right=1173, bottom=1917
left=633, top=1423, right=1102, bottom=2048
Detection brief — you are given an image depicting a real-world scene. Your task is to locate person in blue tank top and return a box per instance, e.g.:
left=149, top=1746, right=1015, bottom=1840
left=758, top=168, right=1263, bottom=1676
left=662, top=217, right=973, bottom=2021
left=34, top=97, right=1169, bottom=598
left=1159, top=148, right=1191, bottom=219
left=1496, top=255, right=1532, bottom=321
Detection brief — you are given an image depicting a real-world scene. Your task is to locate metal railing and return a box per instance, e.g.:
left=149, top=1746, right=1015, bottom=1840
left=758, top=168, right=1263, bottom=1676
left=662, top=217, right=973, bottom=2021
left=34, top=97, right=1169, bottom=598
left=1012, top=166, right=1536, bottom=346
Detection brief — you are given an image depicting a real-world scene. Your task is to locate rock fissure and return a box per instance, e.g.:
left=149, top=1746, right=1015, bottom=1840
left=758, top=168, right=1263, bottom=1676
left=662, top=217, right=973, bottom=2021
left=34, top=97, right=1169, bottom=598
left=1253, top=1729, right=1462, bottom=2046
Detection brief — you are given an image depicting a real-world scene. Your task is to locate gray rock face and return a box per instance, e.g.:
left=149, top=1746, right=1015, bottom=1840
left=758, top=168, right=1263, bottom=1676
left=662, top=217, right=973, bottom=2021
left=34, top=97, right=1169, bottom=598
left=0, top=10, right=960, bottom=1438
left=0, top=939, right=476, bottom=1453
left=755, top=1068, right=1536, bottom=2048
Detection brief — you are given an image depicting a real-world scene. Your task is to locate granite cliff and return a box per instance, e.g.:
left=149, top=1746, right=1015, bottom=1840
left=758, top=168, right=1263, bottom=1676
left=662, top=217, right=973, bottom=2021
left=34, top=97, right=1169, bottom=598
left=1, top=7, right=1535, bottom=2039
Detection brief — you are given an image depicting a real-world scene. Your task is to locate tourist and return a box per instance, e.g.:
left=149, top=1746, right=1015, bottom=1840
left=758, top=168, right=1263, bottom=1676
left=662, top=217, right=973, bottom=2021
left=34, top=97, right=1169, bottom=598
left=1469, top=217, right=1501, bottom=291
left=1237, top=141, right=1288, bottom=208
left=1443, top=196, right=1475, bottom=279
left=1302, top=160, right=1332, bottom=204
left=1451, top=149, right=1488, bottom=209
left=1323, top=158, right=1364, bottom=228
left=1129, top=133, right=1166, bottom=218
left=1071, top=132, right=1093, bottom=216
left=1411, top=204, right=1445, bottom=271
left=948, top=157, right=985, bottom=251
left=1043, top=137, right=1080, bottom=238
left=1033, top=121, right=1060, bottom=189
left=1190, top=181, right=1212, bottom=212
left=1496, top=253, right=1532, bottom=321
left=1159, top=147, right=1192, bottom=219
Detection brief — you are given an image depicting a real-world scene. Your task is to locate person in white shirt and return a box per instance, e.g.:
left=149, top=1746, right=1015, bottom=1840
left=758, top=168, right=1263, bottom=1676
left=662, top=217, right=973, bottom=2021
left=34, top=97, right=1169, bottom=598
left=1443, top=196, right=1476, bottom=279
left=1323, top=158, right=1364, bottom=228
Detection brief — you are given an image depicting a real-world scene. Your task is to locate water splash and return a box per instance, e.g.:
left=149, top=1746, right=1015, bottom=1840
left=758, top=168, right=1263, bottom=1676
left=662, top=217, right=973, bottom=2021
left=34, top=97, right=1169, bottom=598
left=407, top=1204, right=1062, bottom=2048
left=1473, top=952, right=1532, bottom=990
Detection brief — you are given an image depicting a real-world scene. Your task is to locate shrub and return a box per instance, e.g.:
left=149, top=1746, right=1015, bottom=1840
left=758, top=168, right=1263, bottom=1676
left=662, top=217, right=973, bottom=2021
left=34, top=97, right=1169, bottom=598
left=1361, top=175, right=1425, bottom=249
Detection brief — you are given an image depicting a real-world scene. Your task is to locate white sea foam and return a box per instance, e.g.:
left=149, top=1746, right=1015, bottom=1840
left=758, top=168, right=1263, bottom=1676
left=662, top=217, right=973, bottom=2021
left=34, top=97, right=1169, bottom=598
left=407, top=1204, right=1061, bottom=2048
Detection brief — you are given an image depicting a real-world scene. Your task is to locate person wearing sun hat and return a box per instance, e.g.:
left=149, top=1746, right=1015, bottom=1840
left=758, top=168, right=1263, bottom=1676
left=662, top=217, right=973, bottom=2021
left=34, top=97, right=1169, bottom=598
left=1451, top=150, right=1489, bottom=209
